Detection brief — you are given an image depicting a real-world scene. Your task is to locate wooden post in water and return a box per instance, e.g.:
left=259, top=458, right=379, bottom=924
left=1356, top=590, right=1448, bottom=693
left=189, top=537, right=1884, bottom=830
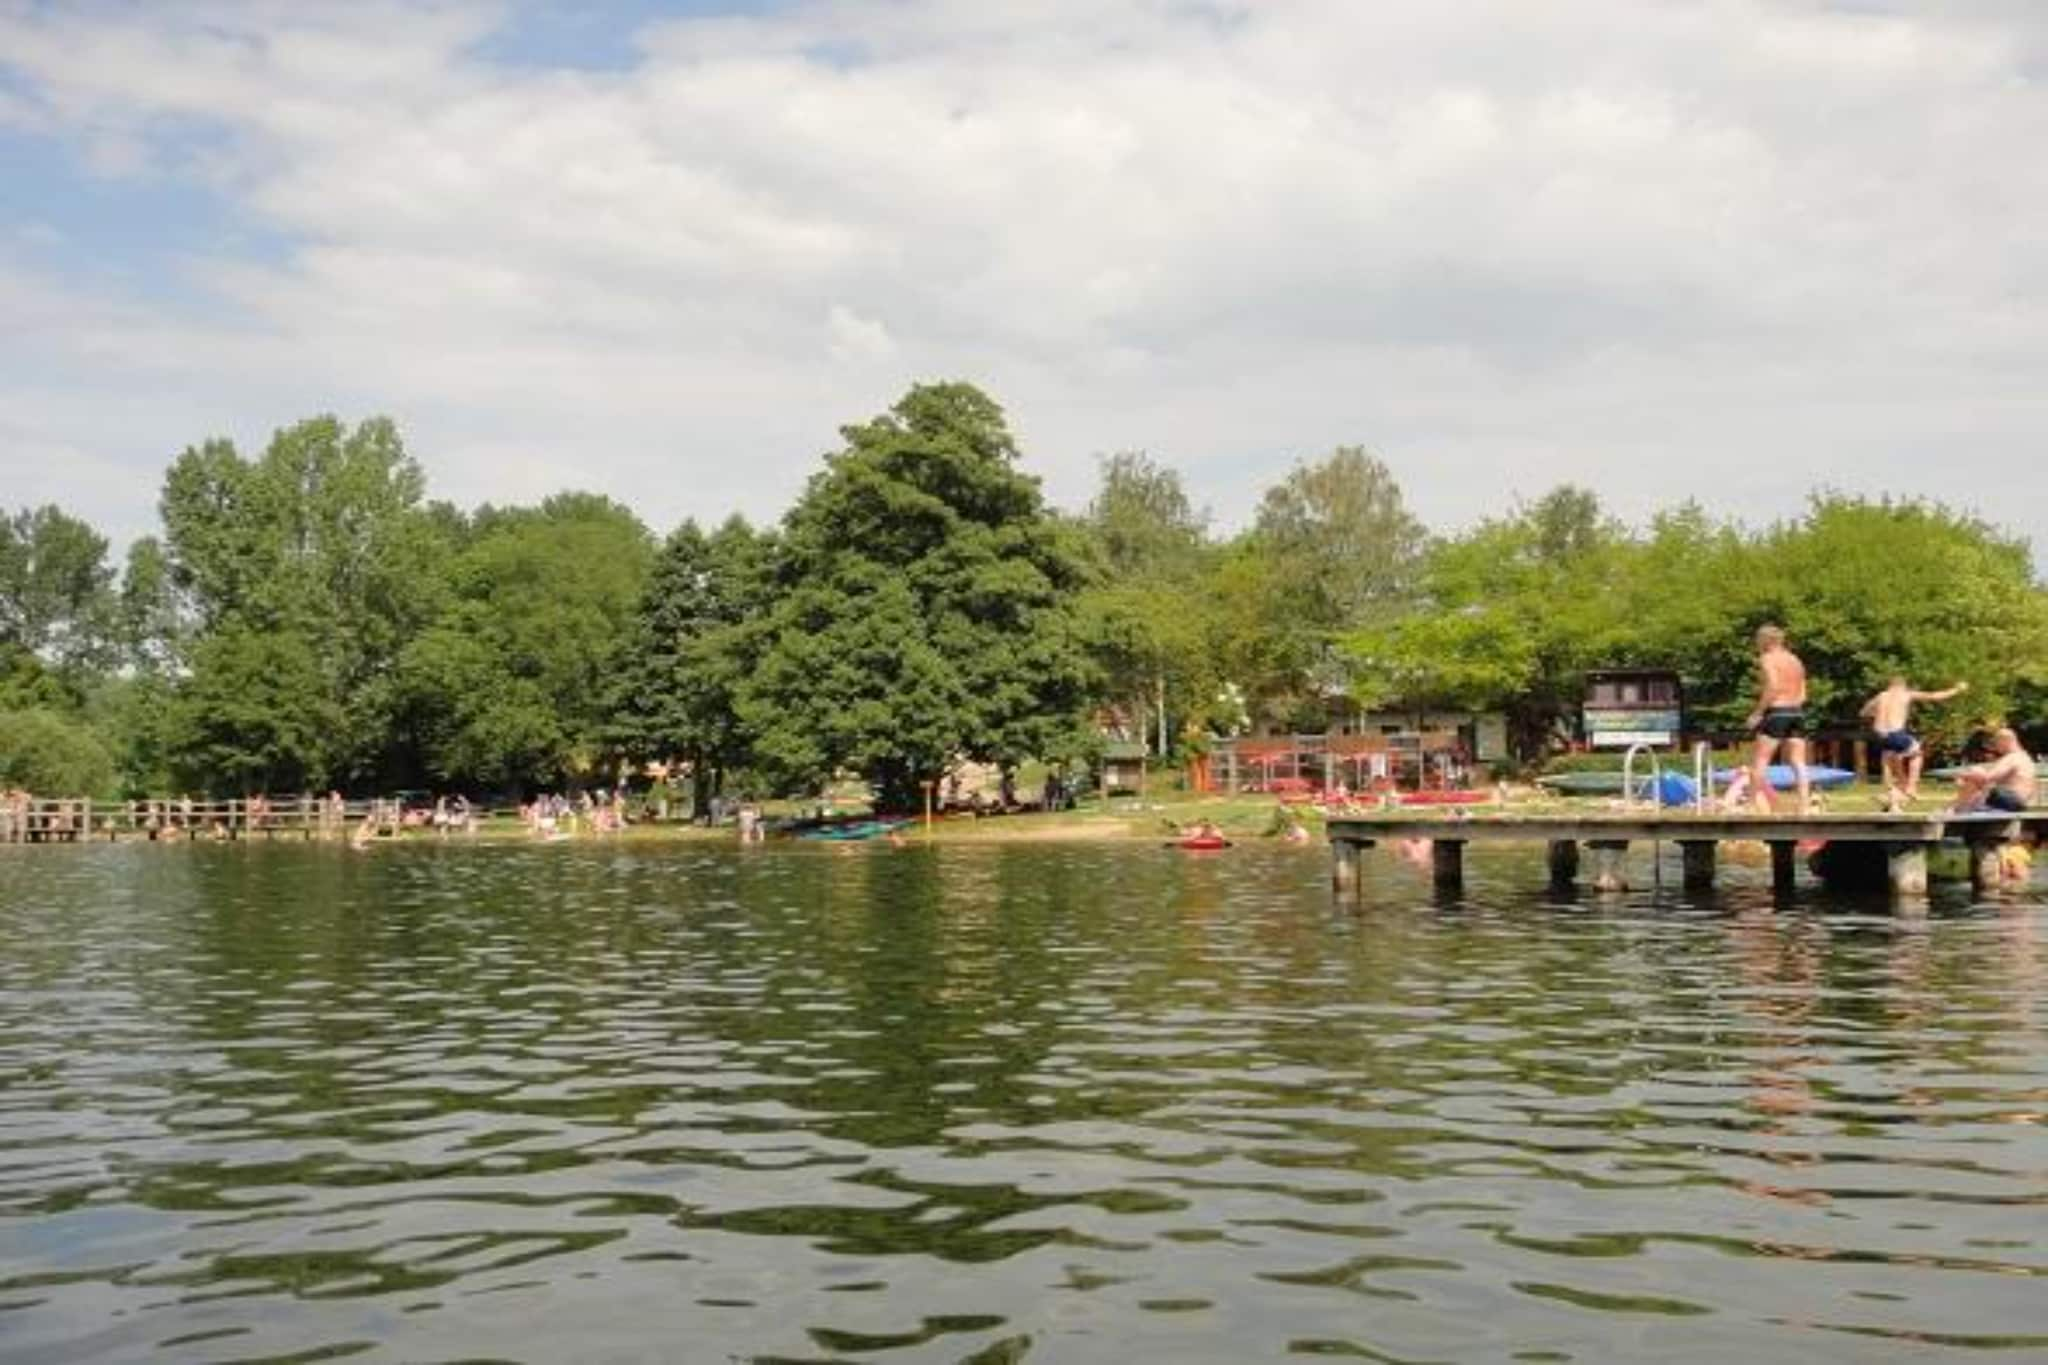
left=1431, top=839, right=1464, bottom=891
left=1968, top=842, right=2004, bottom=893
left=1679, top=840, right=1717, bottom=890
left=1588, top=841, right=1628, bottom=892
left=1769, top=841, right=1798, bottom=891
left=1331, top=840, right=1361, bottom=898
left=1546, top=839, right=1579, bottom=888
left=1887, top=843, right=1929, bottom=896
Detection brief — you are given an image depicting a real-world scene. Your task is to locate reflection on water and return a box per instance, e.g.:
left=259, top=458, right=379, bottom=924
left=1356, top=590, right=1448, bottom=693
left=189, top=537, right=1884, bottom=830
left=1, top=843, right=2043, bottom=1362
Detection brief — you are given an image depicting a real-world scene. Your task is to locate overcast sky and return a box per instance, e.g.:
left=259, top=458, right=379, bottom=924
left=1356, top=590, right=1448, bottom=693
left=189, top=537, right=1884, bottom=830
left=3, top=0, right=2045, bottom=555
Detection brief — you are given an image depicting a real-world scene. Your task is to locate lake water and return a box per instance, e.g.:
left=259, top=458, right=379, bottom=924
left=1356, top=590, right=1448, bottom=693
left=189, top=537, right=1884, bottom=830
left=1, top=842, right=2044, bottom=1362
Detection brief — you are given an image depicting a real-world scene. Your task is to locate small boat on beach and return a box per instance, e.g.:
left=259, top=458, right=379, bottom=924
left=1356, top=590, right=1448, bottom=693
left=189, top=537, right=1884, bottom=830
left=1537, top=772, right=1647, bottom=797
left=795, top=819, right=908, bottom=842
left=1714, top=765, right=1857, bottom=791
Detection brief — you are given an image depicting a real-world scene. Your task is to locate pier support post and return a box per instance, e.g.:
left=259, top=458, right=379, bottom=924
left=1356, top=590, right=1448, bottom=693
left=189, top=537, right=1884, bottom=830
left=1887, top=842, right=1929, bottom=897
left=1332, top=840, right=1361, bottom=898
left=1547, top=840, right=1580, bottom=888
left=1432, top=840, right=1465, bottom=891
left=1679, top=841, right=1717, bottom=890
left=1968, top=842, right=2005, bottom=893
left=1588, top=841, right=1628, bottom=892
left=1769, top=841, right=1798, bottom=891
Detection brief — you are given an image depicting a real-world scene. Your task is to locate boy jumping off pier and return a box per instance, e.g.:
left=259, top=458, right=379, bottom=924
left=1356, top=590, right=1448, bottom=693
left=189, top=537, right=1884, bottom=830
left=1745, top=625, right=1811, bottom=815
left=1859, top=675, right=1968, bottom=810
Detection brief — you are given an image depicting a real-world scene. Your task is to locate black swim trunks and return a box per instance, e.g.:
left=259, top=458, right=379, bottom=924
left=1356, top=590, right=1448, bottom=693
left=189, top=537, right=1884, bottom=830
left=1875, top=729, right=1919, bottom=756
left=1986, top=787, right=2027, bottom=813
left=1757, top=706, right=1807, bottom=740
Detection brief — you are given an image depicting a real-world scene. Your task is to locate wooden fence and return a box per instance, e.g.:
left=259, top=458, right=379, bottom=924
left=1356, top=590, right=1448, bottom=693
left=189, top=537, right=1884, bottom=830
left=0, top=796, right=403, bottom=844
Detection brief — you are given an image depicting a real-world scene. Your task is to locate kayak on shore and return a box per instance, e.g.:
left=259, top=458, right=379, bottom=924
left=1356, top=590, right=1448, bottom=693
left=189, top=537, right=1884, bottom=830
left=1714, top=765, right=1857, bottom=791
left=795, top=819, right=908, bottom=842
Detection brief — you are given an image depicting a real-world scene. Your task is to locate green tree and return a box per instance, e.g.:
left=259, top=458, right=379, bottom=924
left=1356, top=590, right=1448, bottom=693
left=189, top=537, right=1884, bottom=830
left=611, top=515, right=774, bottom=814
left=0, top=503, right=116, bottom=688
left=1345, top=486, right=1625, bottom=758
left=746, top=383, right=1095, bottom=808
left=1742, top=497, right=2048, bottom=747
left=390, top=493, right=654, bottom=790
left=1077, top=452, right=1219, bottom=755
left=1252, top=445, right=1425, bottom=629
left=164, top=626, right=338, bottom=793
left=0, top=707, right=116, bottom=795
left=158, top=416, right=452, bottom=787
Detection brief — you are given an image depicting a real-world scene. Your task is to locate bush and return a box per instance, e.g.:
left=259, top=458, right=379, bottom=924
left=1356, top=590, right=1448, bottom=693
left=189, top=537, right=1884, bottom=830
left=0, top=708, right=117, bottom=796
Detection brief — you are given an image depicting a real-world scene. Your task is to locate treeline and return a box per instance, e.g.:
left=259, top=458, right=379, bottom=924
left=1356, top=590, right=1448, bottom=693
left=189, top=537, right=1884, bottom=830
left=4, top=381, right=2046, bottom=801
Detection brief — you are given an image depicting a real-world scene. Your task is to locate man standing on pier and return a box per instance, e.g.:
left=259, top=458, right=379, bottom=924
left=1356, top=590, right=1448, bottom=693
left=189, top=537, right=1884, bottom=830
left=1744, top=624, right=1811, bottom=815
left=1859, top=675, right=1968, bottom=810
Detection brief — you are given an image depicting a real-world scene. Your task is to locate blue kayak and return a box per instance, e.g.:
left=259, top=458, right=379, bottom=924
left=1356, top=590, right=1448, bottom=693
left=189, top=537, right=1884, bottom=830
left=795, top=819, right=908, bottom=842
left=1713, top=765, right=1857, bottom=791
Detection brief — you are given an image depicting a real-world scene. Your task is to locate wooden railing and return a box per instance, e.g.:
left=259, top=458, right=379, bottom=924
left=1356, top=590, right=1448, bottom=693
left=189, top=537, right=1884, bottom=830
left=0, top=796, right=398, bottom=844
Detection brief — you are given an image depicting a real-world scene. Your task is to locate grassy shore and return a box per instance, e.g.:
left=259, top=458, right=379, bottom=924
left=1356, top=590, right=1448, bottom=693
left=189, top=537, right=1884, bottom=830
left=390, top=779, right=1975, bottom=847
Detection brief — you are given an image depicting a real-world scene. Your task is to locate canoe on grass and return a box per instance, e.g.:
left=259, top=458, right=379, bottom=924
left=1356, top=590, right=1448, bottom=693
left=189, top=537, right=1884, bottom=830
left=1542, top=766, right=1859, bottom=797
left=1714, top=765, right=1858, bottom=791
left=1167, top=836, right=1232, bottom=851
left=1538, top=772, right=1646, bottom=796
left=1399, top=789, right=1492, bottom=806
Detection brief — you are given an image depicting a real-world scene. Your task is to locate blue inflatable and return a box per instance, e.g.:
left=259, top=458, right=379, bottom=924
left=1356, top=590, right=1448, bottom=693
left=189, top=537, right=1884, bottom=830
left=1655, top=773, right=1699, bottom=807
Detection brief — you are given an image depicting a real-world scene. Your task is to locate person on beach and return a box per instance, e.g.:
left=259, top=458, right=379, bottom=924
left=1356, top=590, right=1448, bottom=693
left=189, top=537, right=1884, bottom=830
left=1950, top=728, right=2037, bottom=813
left=1744, top=625, right=1811, bottom=814
left=1859, top=676, right=1968, bottom=809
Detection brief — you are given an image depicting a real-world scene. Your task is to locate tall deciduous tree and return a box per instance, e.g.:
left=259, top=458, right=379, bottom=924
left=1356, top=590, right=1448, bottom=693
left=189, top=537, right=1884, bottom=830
left=1078, top=452, right=1217, bottom=754
left=158, top=416, right=450, bottom=788
left=392, top=493, right=654, bottom=790
left=1252, top=446, right=1425, bottom=628
left=745, top=383, right=1095, bottom=808
left=0, top=503, right=116, bottom=688
left=611, top=515, right=774, bottom=814
left=1243, top=446, right=1426, bottom=717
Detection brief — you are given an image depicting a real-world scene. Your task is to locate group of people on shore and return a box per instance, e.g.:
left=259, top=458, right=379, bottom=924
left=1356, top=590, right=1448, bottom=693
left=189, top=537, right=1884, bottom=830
left=519, top=789, right=631, bottom=840
left=1746, top=624, right=2036, bottom=814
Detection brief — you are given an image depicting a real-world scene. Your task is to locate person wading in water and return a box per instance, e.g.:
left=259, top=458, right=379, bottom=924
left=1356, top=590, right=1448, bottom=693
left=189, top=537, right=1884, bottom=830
left=1744, top=624, right=1812, bottom=815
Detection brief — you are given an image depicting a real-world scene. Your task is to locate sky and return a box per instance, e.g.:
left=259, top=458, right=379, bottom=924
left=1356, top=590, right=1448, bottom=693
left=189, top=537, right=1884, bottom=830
left=3, top=0, right=2046, bottom=555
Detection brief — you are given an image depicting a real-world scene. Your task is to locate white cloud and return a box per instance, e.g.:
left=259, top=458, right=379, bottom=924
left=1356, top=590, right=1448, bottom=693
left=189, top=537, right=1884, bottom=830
left=1, top=0, right=2045, bottom=554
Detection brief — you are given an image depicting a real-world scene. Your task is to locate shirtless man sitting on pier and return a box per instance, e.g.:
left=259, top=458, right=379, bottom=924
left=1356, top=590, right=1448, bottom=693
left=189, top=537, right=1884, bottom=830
left=1951, top=728, right=2037, bottom=813
left=1859, top=675, right=1968, bottom=810
left=1744, top=624, right=1811, bottom=815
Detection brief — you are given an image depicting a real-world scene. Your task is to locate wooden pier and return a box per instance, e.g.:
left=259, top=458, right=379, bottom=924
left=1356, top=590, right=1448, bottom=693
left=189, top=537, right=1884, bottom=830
left=1327, top=810, right=2048, bottom=898
left=0, top=796, right=399, bottom=845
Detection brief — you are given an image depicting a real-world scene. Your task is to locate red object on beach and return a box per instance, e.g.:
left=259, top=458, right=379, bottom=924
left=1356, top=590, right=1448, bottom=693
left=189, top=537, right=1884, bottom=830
left=1397, top=790, right=1489, bottom=807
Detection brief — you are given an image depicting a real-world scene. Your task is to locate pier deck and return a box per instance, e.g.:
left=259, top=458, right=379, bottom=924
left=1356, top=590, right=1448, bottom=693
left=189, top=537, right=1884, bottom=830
left=1326, top=809, right=2048, bottom=896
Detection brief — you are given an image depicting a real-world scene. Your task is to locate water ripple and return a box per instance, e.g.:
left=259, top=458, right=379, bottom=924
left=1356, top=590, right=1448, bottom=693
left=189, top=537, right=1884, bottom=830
left=0, top=841, right=2043, bottom=1361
